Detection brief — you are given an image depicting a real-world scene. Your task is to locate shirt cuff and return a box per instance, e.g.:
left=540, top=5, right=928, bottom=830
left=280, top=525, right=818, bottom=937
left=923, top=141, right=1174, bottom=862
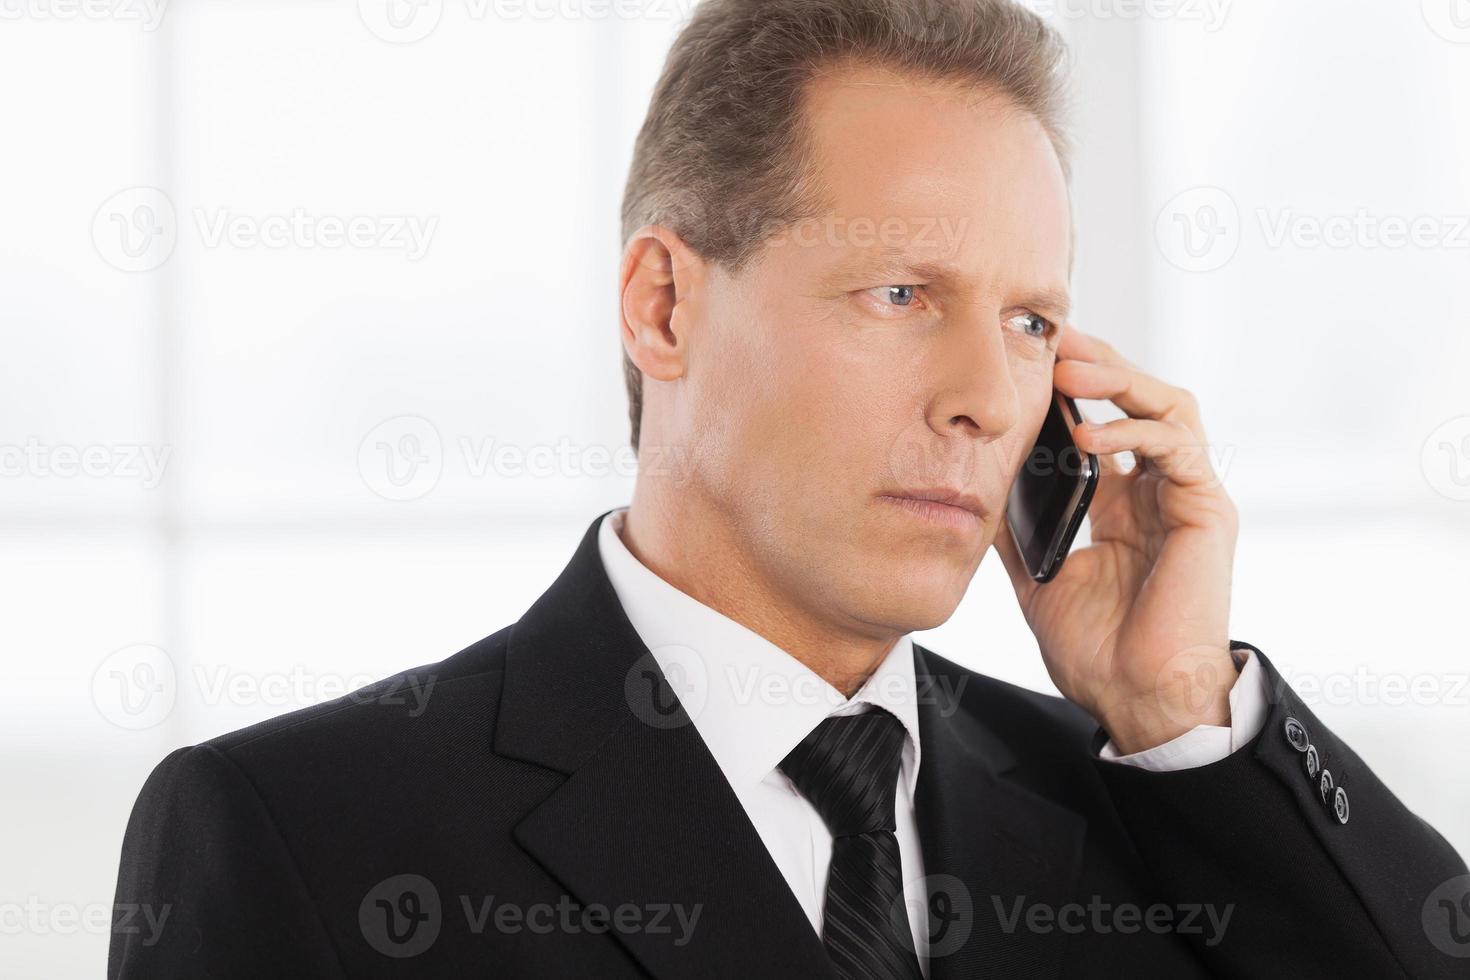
left=1098, top=647, right=1268, bottom=770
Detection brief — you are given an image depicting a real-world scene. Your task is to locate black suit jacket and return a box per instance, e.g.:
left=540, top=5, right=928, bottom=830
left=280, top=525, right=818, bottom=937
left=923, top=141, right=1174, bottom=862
left=110, top=510, right=1469, bottom=978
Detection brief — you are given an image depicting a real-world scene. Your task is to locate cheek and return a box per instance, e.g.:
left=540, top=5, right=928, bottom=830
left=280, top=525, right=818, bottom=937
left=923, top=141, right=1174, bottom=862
left=692, top=308, right=845, bottom=473
left=804, top=327, right=918, bottom=453
left=1005, top=362, right=1056, bottom=456
left=755, top=299, right=876, bottom=411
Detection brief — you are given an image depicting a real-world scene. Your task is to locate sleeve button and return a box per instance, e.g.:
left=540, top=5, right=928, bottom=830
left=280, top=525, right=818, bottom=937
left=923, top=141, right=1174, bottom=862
left=1283, top=716, right=1310, bottom=752
left=1302, top=743, right=1321, bottom=780
left=1333, top=786, right=1350, bottom=825
left=1318, top=768, right=1335, bottom=806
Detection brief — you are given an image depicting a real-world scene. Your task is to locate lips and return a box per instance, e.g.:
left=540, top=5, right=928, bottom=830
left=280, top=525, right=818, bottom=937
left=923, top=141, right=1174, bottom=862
left=880, top=487, right=989, bottom=520
left=876, top=488, right=989, bottom=532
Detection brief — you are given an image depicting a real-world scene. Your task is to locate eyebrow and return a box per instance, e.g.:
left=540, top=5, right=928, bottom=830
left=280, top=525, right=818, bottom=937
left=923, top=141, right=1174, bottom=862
left=1013, top=286, right=1072, bottom=323
left=830, top=245, right=1073, bottom=322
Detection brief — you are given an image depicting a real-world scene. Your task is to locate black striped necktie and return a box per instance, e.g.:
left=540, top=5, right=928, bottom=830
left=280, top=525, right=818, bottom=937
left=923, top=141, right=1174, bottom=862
left=779, top=709, right=924, bottom=980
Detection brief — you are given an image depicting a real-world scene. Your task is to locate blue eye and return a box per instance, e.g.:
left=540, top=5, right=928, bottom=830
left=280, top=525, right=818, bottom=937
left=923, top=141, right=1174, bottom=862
left=867, top=285, right=917, bottom=307
left=1006, top=312, right=1052, bottom=339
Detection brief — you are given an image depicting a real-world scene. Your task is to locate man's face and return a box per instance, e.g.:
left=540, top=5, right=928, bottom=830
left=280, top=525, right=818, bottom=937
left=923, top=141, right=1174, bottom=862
left=676, top=65, right=1072, bottom=637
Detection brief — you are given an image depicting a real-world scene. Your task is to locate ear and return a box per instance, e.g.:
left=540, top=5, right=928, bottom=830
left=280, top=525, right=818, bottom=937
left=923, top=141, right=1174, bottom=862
left=619, top=224, right=707, bottom=384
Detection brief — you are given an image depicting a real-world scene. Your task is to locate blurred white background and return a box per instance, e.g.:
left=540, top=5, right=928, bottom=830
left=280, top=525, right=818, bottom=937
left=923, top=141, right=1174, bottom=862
left=2, top=0, right=1468, bottom=975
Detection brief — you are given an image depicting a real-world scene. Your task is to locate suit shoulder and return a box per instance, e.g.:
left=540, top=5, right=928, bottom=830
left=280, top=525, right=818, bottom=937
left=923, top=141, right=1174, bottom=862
left=201, top=624, right=513, bottom=758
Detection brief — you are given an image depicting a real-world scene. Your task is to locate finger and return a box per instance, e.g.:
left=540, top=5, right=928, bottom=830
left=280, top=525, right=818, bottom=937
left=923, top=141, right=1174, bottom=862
left=1089, top=438, right=1130, bottom=476
left=1074, top=418, right=1222, bottom=489
left=1056, top=326, right=1134, bottom=367
left=1050, top=390, right=1128, bottom=477
left=1055, top=359, right=1204, bottom=437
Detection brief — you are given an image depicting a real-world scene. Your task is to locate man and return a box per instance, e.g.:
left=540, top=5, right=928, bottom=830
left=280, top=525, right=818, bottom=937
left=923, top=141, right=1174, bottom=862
left=110, top=0, right=1468, bottom=977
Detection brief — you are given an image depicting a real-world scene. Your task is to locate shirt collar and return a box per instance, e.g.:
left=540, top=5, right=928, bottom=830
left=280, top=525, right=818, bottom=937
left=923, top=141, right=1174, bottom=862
left=597, top=507, right=922, bottom=800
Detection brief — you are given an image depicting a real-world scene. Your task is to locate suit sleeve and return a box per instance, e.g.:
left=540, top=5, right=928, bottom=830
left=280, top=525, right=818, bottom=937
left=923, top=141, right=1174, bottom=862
left=109, top=743, right=348, bottom=979
left=1090, top=640, right=1470, bottom=979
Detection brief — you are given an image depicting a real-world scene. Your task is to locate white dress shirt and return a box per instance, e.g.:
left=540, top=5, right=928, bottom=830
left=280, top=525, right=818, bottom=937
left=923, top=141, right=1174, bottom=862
left=596, top=507, right=1268, bottom=967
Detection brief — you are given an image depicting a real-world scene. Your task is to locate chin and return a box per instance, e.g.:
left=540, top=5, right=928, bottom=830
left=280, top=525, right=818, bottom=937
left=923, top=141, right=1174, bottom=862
left=856, top=566, right=967, bottom=634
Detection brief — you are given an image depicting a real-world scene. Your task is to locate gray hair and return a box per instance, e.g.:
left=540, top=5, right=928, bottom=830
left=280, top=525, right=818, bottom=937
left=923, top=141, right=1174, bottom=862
left=619, top=0, right=1074, bottom=450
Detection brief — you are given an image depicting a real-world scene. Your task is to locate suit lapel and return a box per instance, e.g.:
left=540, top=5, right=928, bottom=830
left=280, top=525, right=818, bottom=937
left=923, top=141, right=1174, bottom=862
left=494, top=511, right=1086, bottom=979
left=496, top=511, right=835, bottom=980
left=913, top=644, right=1087, bottom=980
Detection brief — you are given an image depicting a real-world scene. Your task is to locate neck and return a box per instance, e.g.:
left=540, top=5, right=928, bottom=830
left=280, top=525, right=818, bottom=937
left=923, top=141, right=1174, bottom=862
left=619, top=479, right=899, bottom=698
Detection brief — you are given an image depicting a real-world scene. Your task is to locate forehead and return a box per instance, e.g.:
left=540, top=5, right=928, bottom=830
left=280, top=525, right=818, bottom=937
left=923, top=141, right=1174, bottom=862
left=792, top=63, right=1072, bottom=290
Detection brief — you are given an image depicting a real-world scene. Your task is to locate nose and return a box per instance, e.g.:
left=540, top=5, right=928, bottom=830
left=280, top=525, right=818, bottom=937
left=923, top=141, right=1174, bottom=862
left=925, top=307, right=1023, bottom=442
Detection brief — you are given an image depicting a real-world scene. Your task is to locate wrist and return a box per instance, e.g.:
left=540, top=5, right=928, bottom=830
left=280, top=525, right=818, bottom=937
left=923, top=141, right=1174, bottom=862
left=1094, top=647, right=1237, bottom=755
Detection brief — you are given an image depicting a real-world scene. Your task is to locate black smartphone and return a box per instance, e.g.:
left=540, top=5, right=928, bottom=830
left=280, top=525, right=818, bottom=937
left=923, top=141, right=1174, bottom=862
left=1005, top=391, right=1099, bottom=583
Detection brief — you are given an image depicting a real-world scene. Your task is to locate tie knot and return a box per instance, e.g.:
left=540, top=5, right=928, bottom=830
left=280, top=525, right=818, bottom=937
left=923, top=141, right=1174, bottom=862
left=778, top=709, right=908, bottom=838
